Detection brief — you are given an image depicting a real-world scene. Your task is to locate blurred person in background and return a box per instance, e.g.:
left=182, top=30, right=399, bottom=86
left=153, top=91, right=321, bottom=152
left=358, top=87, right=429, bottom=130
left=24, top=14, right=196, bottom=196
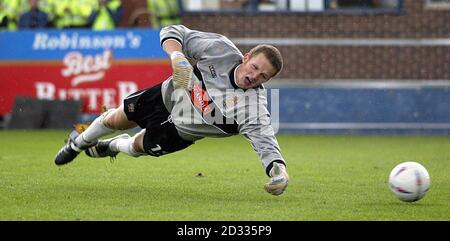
left=0, top=4, right=8, bottom=29
left=18, top=0, right=49, bottom=29
left=54, top=24, right=290, bottom=196
left=220, top=0, right=267, bottom=11
left=88, top=0, right=123, bottom=30
left=329, top=0, right=377, bottom=9
left=35, top=0, right=56, bottom=27
left=146, top=0, right=180, bottom=28
left=0, top=0, right=21, bottom=30
left=0, top=13, right=6, bottom=29
left=53, top=0, right=94, bottom=28
left=373, top=0, right=398, bottom=8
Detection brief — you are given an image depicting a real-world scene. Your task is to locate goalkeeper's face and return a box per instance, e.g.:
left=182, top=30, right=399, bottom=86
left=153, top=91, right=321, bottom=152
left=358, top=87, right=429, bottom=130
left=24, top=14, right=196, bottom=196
left=235, top=53, right=277, bottom=89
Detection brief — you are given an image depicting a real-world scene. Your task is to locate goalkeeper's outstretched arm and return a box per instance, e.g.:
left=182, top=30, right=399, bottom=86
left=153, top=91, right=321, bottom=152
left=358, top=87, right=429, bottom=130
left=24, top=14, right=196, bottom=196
left=162, top=39, right=193, bottom=90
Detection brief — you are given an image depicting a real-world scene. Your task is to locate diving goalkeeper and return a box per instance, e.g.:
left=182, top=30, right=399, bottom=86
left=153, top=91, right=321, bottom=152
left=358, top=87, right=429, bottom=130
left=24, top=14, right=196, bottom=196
left=54, top=25, right=289, bottom=196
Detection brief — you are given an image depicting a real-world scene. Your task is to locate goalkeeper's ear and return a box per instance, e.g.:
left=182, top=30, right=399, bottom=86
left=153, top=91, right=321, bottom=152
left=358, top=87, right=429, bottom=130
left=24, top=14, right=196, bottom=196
left=242, top=53, right=251, bottom=63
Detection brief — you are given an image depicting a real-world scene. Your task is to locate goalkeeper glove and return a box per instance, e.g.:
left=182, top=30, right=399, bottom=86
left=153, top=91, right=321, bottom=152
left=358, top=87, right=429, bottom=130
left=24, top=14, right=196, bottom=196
left=264, top=162, right=289, bottom=196
left=170, top=51, right=193, bottom=90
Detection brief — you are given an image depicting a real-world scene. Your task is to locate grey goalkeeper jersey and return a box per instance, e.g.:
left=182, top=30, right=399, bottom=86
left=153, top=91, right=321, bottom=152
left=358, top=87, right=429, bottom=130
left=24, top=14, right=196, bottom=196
left=159, top=25, right=285, bottom=170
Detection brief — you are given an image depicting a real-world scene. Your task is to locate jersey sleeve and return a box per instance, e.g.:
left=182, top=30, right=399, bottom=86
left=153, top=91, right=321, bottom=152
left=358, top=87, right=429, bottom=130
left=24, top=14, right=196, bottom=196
left=160, top=24, right=212, bottom=62
left=239, top=116, right=286, bottom=176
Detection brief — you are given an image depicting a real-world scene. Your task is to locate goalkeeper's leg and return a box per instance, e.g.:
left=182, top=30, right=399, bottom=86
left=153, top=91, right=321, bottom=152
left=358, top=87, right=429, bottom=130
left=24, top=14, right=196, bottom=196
left=85, top=129, right=146, bottom=158
left=54, top=105, right=138, bottom=165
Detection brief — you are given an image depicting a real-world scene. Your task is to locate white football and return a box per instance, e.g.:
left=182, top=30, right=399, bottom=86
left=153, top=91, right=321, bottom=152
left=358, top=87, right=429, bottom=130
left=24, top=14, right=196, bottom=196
left=388, top=162, right=430, bottom=202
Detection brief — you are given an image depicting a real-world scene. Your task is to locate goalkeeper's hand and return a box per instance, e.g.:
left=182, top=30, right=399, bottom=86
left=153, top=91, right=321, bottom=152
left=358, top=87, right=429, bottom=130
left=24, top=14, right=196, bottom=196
left=170, top=51, right=193, bottom=90
left=264, top=162, right=289, bottom=196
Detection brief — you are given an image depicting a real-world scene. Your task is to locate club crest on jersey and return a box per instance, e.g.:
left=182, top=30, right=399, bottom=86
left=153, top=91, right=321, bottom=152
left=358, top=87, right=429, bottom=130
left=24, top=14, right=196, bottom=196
left=209, top=65, right=217, bottom=78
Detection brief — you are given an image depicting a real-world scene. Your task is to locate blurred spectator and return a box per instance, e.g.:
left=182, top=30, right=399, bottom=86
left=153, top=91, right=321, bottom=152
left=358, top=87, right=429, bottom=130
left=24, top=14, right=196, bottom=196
left=221, top=0, right=250, bottom=10
left=0, top=0, right=21, bottom=30
left=257, top=0, right=287, bottom=11
left=373, top=0, right=399, bottom=8
left=147, top=0, right=180, bottom=28
left=329, top=0, right=338, bottom=9
left=53, top=0, right=94, bottom=28
left=329, top=0, right=377, bottom=9
left=221, top=0, right=282, bottom=11
left=127, top=8, right=150, bottom=27
left=0, top=8, right=7, bottom=29
left=271, top=0, right=288, bottom=10
left=36, top=0, right=57, bottom=27
left=88, top=0, right=123, bottom=30
left=18, top=0, right=49, bottom=29
left=0, top=14, right=7, bottom=29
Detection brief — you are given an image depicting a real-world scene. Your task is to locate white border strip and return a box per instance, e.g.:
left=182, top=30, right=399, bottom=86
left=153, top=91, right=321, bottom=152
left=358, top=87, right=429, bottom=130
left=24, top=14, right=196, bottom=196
left=280, top=123, right=450, bottom=130
left=266, top=79, right=450, bottom=89
left=232, top=38, right=450, bottom=46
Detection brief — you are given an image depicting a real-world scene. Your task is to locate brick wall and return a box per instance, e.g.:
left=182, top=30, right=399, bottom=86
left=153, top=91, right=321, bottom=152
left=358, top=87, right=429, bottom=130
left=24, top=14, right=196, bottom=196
left=180, top=0, right=449, bottom=81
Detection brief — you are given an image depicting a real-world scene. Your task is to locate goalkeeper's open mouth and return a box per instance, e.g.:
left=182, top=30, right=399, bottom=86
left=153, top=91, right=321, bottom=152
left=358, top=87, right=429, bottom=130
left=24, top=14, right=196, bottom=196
left=244, top=77, right=254, bottom=87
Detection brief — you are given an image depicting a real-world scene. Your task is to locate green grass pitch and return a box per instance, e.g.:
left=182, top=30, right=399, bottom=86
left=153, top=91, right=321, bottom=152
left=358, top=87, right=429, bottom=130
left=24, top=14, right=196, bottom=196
left=0, top=130, right=449, bottom=220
